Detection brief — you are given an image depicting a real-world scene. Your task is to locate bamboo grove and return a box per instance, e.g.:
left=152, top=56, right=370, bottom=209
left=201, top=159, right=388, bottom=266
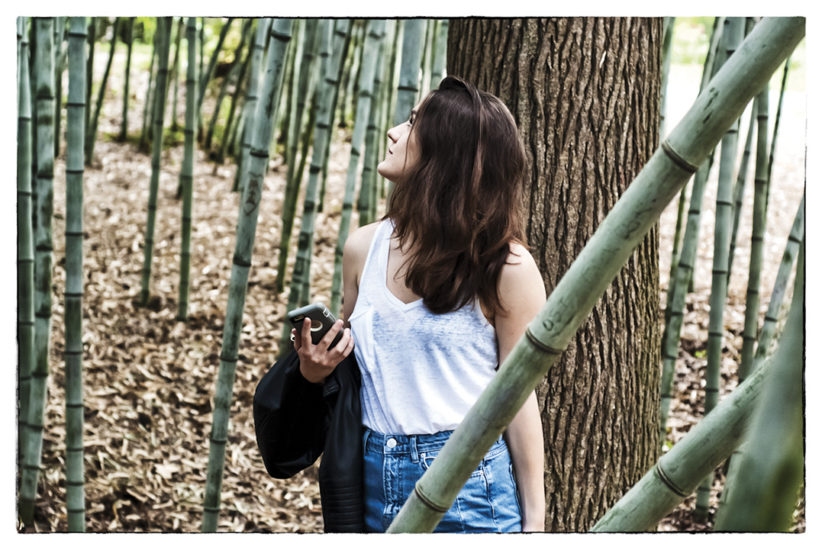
left=16, top=16, right=804, bottom=532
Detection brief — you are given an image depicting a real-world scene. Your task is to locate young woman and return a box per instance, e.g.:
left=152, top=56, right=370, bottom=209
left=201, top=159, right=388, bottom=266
left=292, top=76, right=546, bottom=532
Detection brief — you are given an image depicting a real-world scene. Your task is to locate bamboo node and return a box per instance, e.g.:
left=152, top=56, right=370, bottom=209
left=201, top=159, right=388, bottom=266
left=524, top=328, right=564, bottom=355
left=413, top=483, right=449, bottom=513
left=655, top=463, right=689, bottom=498
left=661, top=139, right=699, bottom=174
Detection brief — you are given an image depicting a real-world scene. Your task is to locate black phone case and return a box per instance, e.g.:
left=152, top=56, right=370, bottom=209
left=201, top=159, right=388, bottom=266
left=287, top=303, right=343, bottom=348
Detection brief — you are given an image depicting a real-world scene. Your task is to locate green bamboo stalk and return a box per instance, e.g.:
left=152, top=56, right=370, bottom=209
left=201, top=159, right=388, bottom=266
left=591, top=306, right=794, bottom=532
left=753, top=193, right=804, bottom=370
left=278, top=19, right=346, bottom=354
left=84, top=17, right=95, bottom=139
left=738, top=87, right=770, bottom=382
left=119, top=17, right=135, bottom=141
left=20, top=17, right=55, bottom=527
left=216, top=22, right=254, bottom=165
left=17, top=16, right=34, bottom=468
left=419, top=19, right=433, bottom=98
left=765, top=55, right=790, bottom=214
left=393, top=19, right=425, bottom=126
left=275, top=20, right=322, bottom=293
left=381, top=20, right=402, bottom=204
left=428, top=19, right=447, bottom=92
left=272, top=20, right=300, bottom=157
left=205, top=18, right=252, bottom=151
left=664, top=17, right=725, bottom=324
left=139, top=28, right=158, bottom=152
left=138, top=17, right=173, bottom=307
left=319, top=22, right=353, bottom=212
left=199, top=18, right=204, bottom=87
left=65, top=17, right=88, bottom=531
left=198, top=17, right=234, bottom=138
left=659, top=18, right=737, bottom=441
left=234, top=18, right=271, bottom=194
left=693, top=16, right=745, bottom=523
left=659, top=17, right=675, bottom=137
left=85, top=17, right=119, bottom=165
left=201, top=18, right=292, bottom=533
left=170, top=17, right=184, bottom=131
left=715, top=192, right=805, bottom=520
left=385, top=17, right=805, bottom=533
left=714, top=241, right=803, bottom=532
left=53, top=17, right=66, bottom=159
left=329, top=19, right=386, bottom=315
left=358, top=33, right=388, bottom=226
left=727, top=105, right=756, bottom=287
left=178, top=17, right=199, bottom=322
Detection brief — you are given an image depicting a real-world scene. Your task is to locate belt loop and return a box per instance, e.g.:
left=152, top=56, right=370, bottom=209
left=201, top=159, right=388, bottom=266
left=362, top=427, right=371, bottom=454
left=410, top=435, right=419, bottom=463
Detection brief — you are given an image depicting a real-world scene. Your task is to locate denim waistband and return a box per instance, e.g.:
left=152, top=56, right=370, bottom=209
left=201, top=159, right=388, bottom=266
left=362, top=427, right=505, bottom=462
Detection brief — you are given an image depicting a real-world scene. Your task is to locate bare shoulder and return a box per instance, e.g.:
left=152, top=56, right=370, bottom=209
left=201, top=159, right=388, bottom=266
left=497, top=243, right=546, bottom=314
left=343, top=221, right=381, bottom=277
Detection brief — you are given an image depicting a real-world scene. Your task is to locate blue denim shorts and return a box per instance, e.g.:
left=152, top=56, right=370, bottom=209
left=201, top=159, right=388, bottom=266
left=362, top=427, right=522, bottom=533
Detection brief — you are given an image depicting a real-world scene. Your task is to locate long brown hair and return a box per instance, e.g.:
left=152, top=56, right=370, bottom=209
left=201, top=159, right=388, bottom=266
left=385, top=76, right=527, bottom=318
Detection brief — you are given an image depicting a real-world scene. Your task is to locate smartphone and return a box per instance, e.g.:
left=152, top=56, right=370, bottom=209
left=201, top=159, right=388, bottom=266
left=286, top=302, right=343, bottom=348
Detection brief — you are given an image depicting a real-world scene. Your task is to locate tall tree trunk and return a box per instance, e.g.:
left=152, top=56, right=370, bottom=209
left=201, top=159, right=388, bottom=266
left=448, top=17, right=661, bottom=532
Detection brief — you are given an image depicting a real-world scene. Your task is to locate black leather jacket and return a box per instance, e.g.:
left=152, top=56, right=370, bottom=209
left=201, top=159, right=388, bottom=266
left=253, top=351, right=364, bottom=532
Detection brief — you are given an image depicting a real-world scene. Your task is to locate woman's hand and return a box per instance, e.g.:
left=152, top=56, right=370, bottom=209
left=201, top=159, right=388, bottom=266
left=292, top=318, right=354, bottom=384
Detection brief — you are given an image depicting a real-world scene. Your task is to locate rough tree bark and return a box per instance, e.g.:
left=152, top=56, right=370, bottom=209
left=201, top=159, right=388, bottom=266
left=448, top=17, right=661, bottom=531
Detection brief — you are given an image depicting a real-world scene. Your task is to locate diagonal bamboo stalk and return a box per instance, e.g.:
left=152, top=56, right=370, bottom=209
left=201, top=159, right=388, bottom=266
left=201, top=19, right=292, bottom=533
left=713, top=240, right=803, bottom=531
left=65, top=16, right=88, bottom=531
left=693, top=17, right=745, bottom=522
left=329, top=19, right=387, bottom=315
left=385, top=17, right=805, bottom=533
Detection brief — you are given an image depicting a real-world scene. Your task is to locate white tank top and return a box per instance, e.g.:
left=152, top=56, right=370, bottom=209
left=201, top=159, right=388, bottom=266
left=349, top=219, right=499, bottom=435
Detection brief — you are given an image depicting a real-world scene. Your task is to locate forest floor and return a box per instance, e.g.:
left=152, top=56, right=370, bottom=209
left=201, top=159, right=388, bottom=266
left=17, top=52, right=806, bottom=534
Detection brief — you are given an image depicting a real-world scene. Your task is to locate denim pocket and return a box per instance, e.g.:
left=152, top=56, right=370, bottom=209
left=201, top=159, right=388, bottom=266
left=420, top=450, right=483, bottom=478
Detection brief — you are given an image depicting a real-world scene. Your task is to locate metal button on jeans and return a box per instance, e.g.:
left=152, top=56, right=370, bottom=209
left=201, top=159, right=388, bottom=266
left=386, top=438, right=397, bottom=449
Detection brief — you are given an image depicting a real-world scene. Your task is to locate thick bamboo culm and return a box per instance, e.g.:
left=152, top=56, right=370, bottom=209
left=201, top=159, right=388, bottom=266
left=329, top=19, right=386, bottom=315
left=386, top=17, right=805, bottom=533
left=753, top=193, right=804, bottom=370
left=663, top=17, right=724, bottom=324
left=738, top=87, right=770, bottom=381
left=201, top=18, right=291, bottom=533
left=713, top=242, right=804, bottom=531
left=85, top=17, right=119, bottom=165
left=428, top=19, right=448, bottom=92
left=177, top=17, right=199, bottom=321
left=277, top=19, right=344, bottom=355
left=65, top=16, right=88, bottom=531
left=20, top=17, right=56, bottom=527
left=234, top=18, right=271, bottom=195
left=693, top=16, right=745, bottom=522
left=17, top=16, right=34, bottom=467
left=119, top=17, right=135, bottom=141
left=138, top=17, right=173, bottom=307
left=727, top=106, right=757, bottom=286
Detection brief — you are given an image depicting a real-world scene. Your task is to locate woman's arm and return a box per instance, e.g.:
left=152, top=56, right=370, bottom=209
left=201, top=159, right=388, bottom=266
left=292, top=223, right=378, bottom=383
left=495, top=243, right=547, bottom=532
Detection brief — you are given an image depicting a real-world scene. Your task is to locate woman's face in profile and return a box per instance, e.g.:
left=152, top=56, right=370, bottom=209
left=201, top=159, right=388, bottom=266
left=377, top=103, right=422, bottom=185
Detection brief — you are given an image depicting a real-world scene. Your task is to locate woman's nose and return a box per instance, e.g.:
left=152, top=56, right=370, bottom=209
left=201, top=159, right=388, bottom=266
left=386, top=125, right=401, bottom=142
